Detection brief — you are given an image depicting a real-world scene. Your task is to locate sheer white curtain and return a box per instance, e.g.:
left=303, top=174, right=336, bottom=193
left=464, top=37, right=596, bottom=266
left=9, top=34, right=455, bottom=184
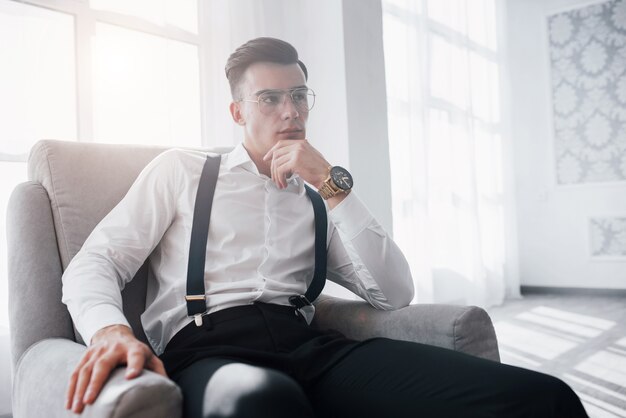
left=382, top=0, right=519, bottom=308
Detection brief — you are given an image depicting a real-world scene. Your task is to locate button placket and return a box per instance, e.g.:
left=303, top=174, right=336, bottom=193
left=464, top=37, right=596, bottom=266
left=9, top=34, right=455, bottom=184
left=256, top=180, right=273, bottom=296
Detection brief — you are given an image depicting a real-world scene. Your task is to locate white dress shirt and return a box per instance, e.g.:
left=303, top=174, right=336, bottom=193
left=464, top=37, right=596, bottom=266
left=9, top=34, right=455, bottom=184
left=62, top=143, right=414, bottom=355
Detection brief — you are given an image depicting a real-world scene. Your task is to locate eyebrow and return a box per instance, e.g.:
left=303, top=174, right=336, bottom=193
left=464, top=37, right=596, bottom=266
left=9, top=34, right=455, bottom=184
left=253, top=85, right=308, bottom=96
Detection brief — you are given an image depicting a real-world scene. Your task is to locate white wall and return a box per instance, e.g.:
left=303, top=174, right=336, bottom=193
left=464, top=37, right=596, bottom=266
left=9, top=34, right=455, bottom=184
left=505, top=0, right=626, bottom=289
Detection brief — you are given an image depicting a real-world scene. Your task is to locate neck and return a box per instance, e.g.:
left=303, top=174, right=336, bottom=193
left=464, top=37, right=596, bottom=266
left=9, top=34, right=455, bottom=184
left=242, top=142, right=271, bottom=177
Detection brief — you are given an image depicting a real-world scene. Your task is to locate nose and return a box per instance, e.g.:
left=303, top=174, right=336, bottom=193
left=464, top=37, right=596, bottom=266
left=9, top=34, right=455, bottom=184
left=279, top=94, right=300, bottom=120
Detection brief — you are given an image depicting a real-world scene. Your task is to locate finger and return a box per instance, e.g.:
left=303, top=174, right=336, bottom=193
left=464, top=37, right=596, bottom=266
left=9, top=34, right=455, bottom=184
left=266, top=144, right=292, bottom=162
left=67, top=349, right=95, bottom=409
left=271, top=152, right=282, bottom=189
left=66, top=349, right=95, bottom=408
left=263, top=139, right=296, bottom=161
left=82, top=354, right=117, bottom=405
left=66, top=370, right=78, bottom=409
left=274, top=156, right=293, bottom=189
left=125, top=348, right=149, bottom=379
left=263, top=141, right=282, bottom=161
left=273, top=154, right=286, bottom=189
left=72, top=362, right=95, bottom=413
left=146, top=355, right=168, bottom=377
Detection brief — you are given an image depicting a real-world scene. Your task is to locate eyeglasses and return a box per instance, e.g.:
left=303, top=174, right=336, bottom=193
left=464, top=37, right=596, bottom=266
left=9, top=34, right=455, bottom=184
left=239, top=87, right=316, bottom=115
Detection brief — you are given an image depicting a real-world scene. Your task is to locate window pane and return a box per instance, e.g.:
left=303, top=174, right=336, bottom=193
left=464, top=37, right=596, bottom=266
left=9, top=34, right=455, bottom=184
left=90, top=0, right=198, bottom=34
left=427, top=0, right=467, bottom=34
left=469, top=51, right=500, bottom=123
left=383, top=0, right=422, bottom=14
left=383, top=14, right=414, bottom=102
left=92, top=23, right=202, bottom=147
left=0, top=1, right=76, bottom=158
left=0, top=162, right=27, bottom=329
left=467, top=0, right=497, bottom=50
left=429, top=35, right=469, bottom=110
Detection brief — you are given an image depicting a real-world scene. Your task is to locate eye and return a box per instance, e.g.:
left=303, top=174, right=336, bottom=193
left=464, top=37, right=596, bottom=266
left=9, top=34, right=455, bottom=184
left=292, top=90, right=307, bottom=102
left=260, top=93, right=281, bottom=105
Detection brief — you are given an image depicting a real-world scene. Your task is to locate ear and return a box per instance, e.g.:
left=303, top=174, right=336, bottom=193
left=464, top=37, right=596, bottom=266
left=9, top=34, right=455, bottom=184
left=229, top=102, right=246, bottom=126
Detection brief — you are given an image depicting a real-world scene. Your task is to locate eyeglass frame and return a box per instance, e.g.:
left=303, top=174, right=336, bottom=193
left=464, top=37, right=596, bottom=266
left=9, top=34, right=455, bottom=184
left=237, top=86, right=316, bottom=114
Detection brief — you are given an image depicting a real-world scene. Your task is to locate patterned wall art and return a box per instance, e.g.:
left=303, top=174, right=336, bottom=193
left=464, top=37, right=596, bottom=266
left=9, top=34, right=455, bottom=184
left=589, top=217, right=626, bottom=256
left=548, top=0, right=626, bottom=184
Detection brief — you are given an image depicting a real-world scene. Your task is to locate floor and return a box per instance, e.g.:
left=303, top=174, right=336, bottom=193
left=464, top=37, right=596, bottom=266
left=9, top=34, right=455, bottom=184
left=487, top=293, right=626, bottom=418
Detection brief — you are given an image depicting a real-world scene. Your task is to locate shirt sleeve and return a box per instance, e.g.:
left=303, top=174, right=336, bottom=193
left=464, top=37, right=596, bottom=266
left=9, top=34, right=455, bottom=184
left=326, top=191, right=414, bottom=310
left=61, top=150, right=182, bottom=345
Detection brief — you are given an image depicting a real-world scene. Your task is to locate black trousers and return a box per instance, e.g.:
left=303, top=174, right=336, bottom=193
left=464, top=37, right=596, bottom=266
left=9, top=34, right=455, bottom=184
left=159, top=302, right=588, bottom=418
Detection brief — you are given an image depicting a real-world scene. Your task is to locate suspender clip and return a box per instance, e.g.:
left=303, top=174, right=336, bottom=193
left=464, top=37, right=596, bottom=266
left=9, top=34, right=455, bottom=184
left=186, top=294, right=207, bottom=327
left=185, top=294, right=206, bottom=302
left=289, top=295, right=312, bottom=310
left=290, top=295, right=315, bottom=325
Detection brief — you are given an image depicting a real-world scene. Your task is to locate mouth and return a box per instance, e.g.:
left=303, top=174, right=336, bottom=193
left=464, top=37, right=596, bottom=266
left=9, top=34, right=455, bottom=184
left=277, top=128, right=304, bottom=139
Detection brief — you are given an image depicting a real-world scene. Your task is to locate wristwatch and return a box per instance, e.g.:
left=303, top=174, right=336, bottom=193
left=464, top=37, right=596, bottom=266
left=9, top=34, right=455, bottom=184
left=318, top=166, right=354, bottom=200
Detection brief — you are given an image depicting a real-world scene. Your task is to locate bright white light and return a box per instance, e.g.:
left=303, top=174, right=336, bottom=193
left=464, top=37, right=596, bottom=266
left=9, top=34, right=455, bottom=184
left=615, top=337, right=626, bottom=348
left=494, top=321, right=579, bottom=360
left=515, top=311, right=604, bottom=339
left=575, top=350, right=626, bottom=388
left=430, top=35, right=469, bottom=110
left=467, top=0, right=497, bottom=50
left=0, top=1, right=77, bottom=156
left=90, top=0, right=198, bottom=34
left=564, top=373, right=626, bottom=403
left=92, top=23, right=201, bottom=147
left=427, top=0, right=467, bottom=34
left=532, top=306, right=616, bottom=331
left=578, top=392, right=626, bottom=418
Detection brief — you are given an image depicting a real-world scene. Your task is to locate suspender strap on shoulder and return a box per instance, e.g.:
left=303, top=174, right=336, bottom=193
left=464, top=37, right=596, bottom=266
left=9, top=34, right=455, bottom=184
left=185, top=154, right=221, bottom=324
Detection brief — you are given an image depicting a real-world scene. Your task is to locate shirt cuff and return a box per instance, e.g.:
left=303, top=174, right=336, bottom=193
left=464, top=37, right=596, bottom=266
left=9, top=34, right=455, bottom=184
left=329, top=191, right=375, bottom=240
left=77, top=303, right=132, bottom=346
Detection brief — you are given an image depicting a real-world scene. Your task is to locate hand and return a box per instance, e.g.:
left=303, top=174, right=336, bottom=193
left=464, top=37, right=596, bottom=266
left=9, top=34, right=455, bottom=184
left=65, top=324, right=168, bottom=414
left=262, top=139, right=329, bottom=189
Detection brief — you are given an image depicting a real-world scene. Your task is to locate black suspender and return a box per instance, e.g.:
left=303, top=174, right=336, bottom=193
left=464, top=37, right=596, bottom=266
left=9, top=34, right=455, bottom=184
left=185, top=154, right=327, bottom=326
left=185, top=155, right=221, bottom=326
left=290, top=187, right=327, bottom=310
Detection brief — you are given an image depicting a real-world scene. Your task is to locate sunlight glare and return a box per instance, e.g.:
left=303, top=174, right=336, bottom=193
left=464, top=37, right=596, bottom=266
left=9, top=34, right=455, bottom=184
left=494, top=321, right=578, bottom=360
left=575, top=351, right=626, bottom=388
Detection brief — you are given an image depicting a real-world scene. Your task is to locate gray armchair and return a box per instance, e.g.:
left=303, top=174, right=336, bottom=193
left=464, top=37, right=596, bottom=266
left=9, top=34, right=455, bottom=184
left=8, top=140, right=499, bottom=418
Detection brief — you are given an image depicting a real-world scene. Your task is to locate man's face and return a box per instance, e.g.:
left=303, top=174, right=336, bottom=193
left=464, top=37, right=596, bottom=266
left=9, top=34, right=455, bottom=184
left=231, top=61, right=309, bottom=158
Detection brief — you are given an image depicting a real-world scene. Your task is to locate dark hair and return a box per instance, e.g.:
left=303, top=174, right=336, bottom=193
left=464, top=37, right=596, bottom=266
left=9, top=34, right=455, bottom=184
left=225, top=37, right=308, bottom=99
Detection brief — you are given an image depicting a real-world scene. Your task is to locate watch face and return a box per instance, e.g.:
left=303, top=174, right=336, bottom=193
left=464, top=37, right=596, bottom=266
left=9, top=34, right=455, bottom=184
left=330, top=166, right=353, bottom=190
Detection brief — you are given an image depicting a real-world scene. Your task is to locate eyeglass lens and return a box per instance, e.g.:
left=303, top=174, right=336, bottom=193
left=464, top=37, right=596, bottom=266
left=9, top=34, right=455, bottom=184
left=257, top=88, right=315, bottom=114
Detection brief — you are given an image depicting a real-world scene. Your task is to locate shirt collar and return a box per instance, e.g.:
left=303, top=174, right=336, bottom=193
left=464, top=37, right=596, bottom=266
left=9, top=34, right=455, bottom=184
left=223, top=142, right=255, bottom=172
left=223, top=142, right=305, bottom=194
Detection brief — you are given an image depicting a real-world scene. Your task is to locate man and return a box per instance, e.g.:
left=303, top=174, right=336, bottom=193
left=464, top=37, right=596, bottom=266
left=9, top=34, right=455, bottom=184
left=63, top=37, right=587, bottom=417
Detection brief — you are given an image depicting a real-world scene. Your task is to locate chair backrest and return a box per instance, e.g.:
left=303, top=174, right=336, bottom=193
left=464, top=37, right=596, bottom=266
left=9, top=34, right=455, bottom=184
left=8, top=140, right=228, bottom=367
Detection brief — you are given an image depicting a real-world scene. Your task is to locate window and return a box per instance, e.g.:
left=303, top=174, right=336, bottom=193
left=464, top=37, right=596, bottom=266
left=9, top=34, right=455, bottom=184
left=0, top=0, right=204, bottom=333
left=382, top=0, right=507, bottom=306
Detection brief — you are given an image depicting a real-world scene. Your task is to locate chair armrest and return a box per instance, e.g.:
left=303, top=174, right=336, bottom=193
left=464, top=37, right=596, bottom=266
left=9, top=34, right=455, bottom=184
left=312, top=295, right=500, bottom=362
left=13, top=338, right=182, bottom=418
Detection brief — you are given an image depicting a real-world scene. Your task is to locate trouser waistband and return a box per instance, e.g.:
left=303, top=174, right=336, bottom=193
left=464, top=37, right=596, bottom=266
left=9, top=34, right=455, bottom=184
left=165, top=302, right=302, bottom=351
